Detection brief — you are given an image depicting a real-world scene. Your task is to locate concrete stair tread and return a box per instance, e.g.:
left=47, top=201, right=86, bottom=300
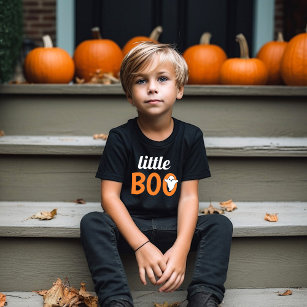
left=1, top=135, right=307, bottom=156
left=1, top=201, right=307, bottom=238
left=2, top=288, right=307, bottom=307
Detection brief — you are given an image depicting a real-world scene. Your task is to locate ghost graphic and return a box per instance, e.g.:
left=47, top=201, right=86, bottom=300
left=164, top=175, right=178, bottom=192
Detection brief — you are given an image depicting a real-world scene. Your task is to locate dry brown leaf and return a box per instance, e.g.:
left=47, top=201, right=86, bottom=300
left=93, top=133, right=108, bottom=140
left=74, top=198, right=86, bottom=204
left=201, top=203, right=224, bottom=215
left=0, top=292, right=6, bottom=307
left=278, top=289, right=292, bottom=296
left=36, top=279, right=98, bottom=307
left=86, top=70, right=120, bottom=84
left=154, top=302, right=180, bottom=307
left=220, top=199, right=237, bottom=212
left=31, top=208, right=57, bottom=220
left=75, top=77, right=85, bottom=84
left=0, top=130, right=4, bottom=137
left=264, top=213, right=278, bottom=222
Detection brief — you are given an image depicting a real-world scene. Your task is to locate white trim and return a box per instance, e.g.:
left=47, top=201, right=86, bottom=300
left=56, top=0, right=75, bottom=56
left=252, top=0, right=275, bottom=57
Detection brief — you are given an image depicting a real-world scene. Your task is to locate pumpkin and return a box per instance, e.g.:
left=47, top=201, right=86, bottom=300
left=183, top=32, right=227, bottom=84
left=73, top=27, right=123, bottom=82
left=280, top=27, right=307, bottom=86
left=24, top=35, right=74, bottom=83
left=122, top=26, right=163, bottom=57
left=220, top=33, right=268, bottom=85
left=256, top=32, right=288, bottom=85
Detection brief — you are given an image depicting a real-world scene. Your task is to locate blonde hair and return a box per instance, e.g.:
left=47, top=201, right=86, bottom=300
left=120, top=41, right=188, bottom=98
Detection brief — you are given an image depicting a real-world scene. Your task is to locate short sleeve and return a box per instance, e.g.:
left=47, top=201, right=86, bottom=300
left=182, top=129, right=211, bottom=181
left=95, top=130, right=129, bottom=182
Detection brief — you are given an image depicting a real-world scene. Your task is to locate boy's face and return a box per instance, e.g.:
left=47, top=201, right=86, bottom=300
left=127, top=55, right=184, bottom=117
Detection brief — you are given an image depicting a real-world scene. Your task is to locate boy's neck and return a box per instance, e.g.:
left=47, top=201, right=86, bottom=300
left=137, top=114, right=174, bottom=142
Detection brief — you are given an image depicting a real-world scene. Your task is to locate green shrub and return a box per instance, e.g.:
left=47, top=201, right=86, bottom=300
left=0, top=0, right=23, bottom=83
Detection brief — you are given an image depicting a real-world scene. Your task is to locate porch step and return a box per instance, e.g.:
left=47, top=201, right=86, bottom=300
left=1, top=84, right=307, bottom=137
left=1, top=136, right=307, bottom=202
left=3, top=289, right=307, bottom=307
left=1, top=135, right=307, bottom=157
left=1, top=201, right=307, bottom=238
left=0, top=201, right=306, bottom=292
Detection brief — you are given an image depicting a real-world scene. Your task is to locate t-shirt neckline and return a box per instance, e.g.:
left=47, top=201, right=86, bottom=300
left=132, top=117, right=179, bottom=147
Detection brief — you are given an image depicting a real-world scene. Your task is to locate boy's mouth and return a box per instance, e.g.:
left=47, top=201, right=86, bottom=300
left=145, top=99, right=162, bottom=104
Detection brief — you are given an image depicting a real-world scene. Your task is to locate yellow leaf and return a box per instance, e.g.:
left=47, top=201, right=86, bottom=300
left=220, top=199, right=237, bottom=212
left=201, top=204, right=224, bottom=215
left=93, top=133, right=108, bottom=140
left=264, top=213, right=278, bottom=222
left=278, top=289, right=292, bottom=296
left=31, top=209, right=57, bottom=220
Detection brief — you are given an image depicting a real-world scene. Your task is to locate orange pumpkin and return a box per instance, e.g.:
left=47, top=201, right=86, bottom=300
left=183, top=32, right=227, bottom=84
left=122, top=26, right=163, bottom=57
left=280, top=27, right=307, bottom=86
left=220, top=34, right=268, bottom=85
left=256, top=32, right=288, bottom=85
left=73, top=27, right=123, bottom=82
left=24, top=35, right=75, bottom=83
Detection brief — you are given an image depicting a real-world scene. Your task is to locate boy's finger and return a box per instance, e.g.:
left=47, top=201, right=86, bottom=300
left=153, top=265, right=163, bottom=278
left=158, top=259, right=167, bottom=272
left=158, top=272, right=177, bottom=292
left=139, top=268, right=147, bottom=285
left=156, top=266, right=172, bottom=285
left=167, top=275, right=182, bottom=292
left=146, top=267, right=157, bottom=285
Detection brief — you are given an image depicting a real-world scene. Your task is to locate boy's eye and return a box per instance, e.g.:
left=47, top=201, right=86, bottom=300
left=158, top=76, right=168, bottom=82
left=136, top=79, right=146, bottom=84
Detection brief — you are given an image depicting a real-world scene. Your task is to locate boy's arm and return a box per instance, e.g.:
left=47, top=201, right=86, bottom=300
left=156, top=179, right=199, bottom=292
left=101, top=180, right=167, bottom=285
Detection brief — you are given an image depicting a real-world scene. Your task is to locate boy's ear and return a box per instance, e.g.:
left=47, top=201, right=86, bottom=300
left=176, top=86, right=184, bottom=100
left=127, top=94, right=134, bottom=105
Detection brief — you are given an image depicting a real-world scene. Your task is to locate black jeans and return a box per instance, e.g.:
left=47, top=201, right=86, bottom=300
left=80, top=212, right=233, bottom=306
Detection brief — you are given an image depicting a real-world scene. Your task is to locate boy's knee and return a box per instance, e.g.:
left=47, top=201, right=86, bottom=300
left=80, top=211, right=110, bottom=233
left=199, top=214, right=233, bottom=234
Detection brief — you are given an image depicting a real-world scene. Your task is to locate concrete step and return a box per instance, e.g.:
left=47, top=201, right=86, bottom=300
left=1, top=84, right=307, bottom=137
left=1, top=136, right=307, bottom=202
left=3, top=289, right=307, bottom=307
left=0, top=202, right=306, bottom=292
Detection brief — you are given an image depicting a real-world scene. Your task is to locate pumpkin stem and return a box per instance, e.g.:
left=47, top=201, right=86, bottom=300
left=200, top=32, right=212, bottom=45
left=276, top=32, right=284, bottom=42
left=42, top=35, right=53, bottom=48
left=91, top=27, right=102, bottom=39
left=149, top=26, right=163, bottom=40
left=236, top=33, right=249, bottom=59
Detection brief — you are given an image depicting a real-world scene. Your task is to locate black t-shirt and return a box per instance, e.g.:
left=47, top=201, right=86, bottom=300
left=96, top=117, right=211, bottom=218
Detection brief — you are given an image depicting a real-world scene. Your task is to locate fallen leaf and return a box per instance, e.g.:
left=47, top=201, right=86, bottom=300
left=154, top=302, right=180, bottom=307
left=278, top=289, right=292, bottom=296
left=74, top=198, right=86, bottom=204
left=264, top=213, right=278, bottom=222
left=0, top=130, right=4, bottom=137
left=220, top=199, right=237, bottom=212
left=35, top=279, right=98, bottom=307
left=0, top=292, right=6, bottom=307
left=31, top=208, right=57, bottom=220
left=93, top=133, right=108, bottom=140
left=201, top=203, right=224, bottom=215
left=75, top=77, right=85, bottom=84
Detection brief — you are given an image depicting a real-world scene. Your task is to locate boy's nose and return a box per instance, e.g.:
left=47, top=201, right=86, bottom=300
left=147, top=81, right=158, bottom=94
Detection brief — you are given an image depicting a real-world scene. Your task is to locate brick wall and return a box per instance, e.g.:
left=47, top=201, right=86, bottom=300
left=22, top=0, right=56, bottom=47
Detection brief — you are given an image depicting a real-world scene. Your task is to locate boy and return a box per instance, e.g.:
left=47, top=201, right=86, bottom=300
left=80, top=42, right=233, bottom=307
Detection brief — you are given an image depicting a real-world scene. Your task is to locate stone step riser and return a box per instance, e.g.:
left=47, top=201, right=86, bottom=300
left=1, top=85, right=307, bottom=137
left=1, top=155, right=306, bottom=202
left=0, top=236, right=306, bottom=292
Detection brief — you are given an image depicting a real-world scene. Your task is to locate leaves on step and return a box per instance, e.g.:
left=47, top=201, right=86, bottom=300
left=35, top=278, right=98, bottom=307
left=154, top=302, right=181, bottom=307
left=220, top=199, right=237, bottom=212
left=264, top=213, right=278, bottom=222
left=93, top=133, right=108, bottom=140
left=74, top=198, right=86, bottom=204
left=278, top=289, right=292, bottom=296
left=0, top=130, right=4, bottom=137
left=76, top=70, right=120, bottom=84
left=0, top=292, right=6, bottom=307
left=201, top=204, right=224, bottom=215
left=30, top=208, right=57, bottom=220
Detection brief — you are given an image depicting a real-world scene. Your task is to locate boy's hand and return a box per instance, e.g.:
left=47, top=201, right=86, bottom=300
left=156, top=244, right=187, bottom=292
left=135, top=242, right=167, bottom=286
